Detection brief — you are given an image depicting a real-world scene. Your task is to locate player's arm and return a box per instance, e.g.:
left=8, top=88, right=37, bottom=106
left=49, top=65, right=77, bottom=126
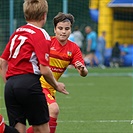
left=75, top=61, right=88, bottom=77
left=72, top=45, right=88, bottom=77
left=40, top=64, right=69, bottom=95
left=0, top=58, right=8, bottom=83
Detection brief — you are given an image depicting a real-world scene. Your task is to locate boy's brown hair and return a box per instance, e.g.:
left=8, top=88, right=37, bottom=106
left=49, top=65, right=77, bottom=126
left=53, top=12, right=75, bottom=28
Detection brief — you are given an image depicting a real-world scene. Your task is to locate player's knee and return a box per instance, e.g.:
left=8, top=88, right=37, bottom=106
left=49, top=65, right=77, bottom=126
left=49, top=103, right=59, bottom=116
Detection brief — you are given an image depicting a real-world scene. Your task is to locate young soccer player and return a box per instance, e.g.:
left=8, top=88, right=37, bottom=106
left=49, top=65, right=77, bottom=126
left=0, top=1, right=68, bottom=133
left=27, top=12, right=88, bottom=133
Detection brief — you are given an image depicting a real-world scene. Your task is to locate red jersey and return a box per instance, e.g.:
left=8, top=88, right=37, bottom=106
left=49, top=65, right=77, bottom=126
left=1, top=23, right=51, bottom=79
left=40, top=37, right=85, bottom=96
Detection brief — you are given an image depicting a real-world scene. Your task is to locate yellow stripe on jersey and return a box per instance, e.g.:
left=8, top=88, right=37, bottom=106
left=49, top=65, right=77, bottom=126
left=50, top=57, right=70, bottom=68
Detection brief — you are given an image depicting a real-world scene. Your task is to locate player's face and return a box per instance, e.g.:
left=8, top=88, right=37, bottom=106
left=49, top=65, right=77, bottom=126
left=54, top=21, right=71, bottom=44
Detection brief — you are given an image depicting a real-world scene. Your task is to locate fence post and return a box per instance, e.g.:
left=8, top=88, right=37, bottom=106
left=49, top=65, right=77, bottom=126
left=10, top=0, right=14, bottom=36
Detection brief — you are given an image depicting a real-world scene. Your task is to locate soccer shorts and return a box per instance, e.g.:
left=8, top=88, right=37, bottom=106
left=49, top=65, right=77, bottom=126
left=42, top=88, right=56, bottom=105
left=4, top=74, right=49, bottom=127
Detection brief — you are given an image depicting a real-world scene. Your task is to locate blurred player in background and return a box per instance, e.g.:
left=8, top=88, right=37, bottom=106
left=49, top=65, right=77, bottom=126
left=84, top=26, right=98, bottom=67
left=0, top=0, right=68, bottom=133
left=97, top=31, right=106, bottom=69
left=73, top=26, right=84, bottom=53
left=27, top=12, right=88, bottom=133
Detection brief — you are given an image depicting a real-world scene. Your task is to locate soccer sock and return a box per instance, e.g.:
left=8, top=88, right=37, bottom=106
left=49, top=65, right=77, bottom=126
left=26, top=126, right=33, bottom=133
left=49, top=117, right=57, bottom=133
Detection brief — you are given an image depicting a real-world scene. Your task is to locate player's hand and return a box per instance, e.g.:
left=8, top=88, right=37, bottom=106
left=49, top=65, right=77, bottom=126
left=75, top=61, right=85, bottom=71
left=56, top=82, right=69, bottom=95
left=75, top=61, right=88, bottom=77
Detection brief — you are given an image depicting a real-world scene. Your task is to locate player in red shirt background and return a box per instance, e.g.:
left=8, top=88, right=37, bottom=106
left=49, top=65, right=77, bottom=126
left=0, top=1, right=68, bottom=133
left=27, top=12, right=88, bottom=133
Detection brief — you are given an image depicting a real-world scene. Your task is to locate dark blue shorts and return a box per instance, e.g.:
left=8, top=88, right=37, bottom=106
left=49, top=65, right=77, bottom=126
left=4, top=74, right=49, bottom=126
left=87, top=49, right=96, bottom=54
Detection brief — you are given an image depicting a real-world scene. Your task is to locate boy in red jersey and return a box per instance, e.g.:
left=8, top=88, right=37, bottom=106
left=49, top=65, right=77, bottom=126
left=27, top=12, right=88, bottom=133
left=0, top=1, right=68, bottom=133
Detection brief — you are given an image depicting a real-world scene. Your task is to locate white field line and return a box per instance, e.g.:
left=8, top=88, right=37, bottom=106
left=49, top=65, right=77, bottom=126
left=0, top=109, right=131, bottom=124
left=58, top=119, right=132, bottom=124
left=65, top=73, right=133, bottom=77
left=66, top=83, right=94, bottom=86
left=3, top=119, right=132, bottom=125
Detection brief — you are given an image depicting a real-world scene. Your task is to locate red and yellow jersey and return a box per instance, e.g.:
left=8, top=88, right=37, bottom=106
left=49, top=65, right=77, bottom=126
left=40, top=37, right=85, bottom=96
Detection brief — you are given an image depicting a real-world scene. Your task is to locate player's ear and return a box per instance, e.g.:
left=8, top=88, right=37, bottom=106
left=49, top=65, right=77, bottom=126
left=42, top=13, right=47, bottom=21
left=54, top=28, right=56, bottom=34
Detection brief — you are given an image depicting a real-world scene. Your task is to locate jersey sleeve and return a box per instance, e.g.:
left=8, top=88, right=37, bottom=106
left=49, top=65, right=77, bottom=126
left=71, top=43, right=85, bottom=67
left=34, top=38, right=51, bottom=66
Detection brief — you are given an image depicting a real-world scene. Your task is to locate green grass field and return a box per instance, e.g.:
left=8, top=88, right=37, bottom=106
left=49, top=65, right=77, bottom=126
left=0, top=67, right=133, bottom=133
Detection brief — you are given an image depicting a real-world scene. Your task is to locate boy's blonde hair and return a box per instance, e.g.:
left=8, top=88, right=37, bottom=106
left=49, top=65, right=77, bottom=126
left=23, top=0, right=48, bottom=21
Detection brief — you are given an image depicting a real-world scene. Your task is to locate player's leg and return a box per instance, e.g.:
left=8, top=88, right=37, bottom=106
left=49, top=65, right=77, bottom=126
left=27, top=108, right=57, bottom=133
left=32, top=122, right=50, bottom=133
left=84, top=54, right=91, bottom=66
left=4, top=76, right=26, bottom=133
left=24, top=75, right=50, bottom=133
left=15, top=122, right=26, bottom=133
left=88, top=53, right=93, bottom=66
left=94, top=53, right=99, bottom=65
left=5, top=74, right=49, bottom=133
left=43, top=89, right=59, bottom=133
left=0, top=114, right=20, bottom=133
left=49, top=102, right=59, bottom=133
left=27, top=88, right=59, bottom=133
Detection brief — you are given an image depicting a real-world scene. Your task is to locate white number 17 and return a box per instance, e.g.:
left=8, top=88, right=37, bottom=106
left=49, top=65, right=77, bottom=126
left=9, top=35, right=27, bottom=58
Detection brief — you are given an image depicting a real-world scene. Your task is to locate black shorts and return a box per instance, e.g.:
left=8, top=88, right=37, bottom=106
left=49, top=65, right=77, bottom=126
left=4, top=74, right=49, bottom=127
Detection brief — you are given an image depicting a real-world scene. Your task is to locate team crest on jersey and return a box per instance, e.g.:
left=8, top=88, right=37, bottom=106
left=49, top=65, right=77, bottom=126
left=67, top=51, right=72, bottom=57
left=45, top=53, right=49, bottom=61
left=50, top=47, right=56, bottom=51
